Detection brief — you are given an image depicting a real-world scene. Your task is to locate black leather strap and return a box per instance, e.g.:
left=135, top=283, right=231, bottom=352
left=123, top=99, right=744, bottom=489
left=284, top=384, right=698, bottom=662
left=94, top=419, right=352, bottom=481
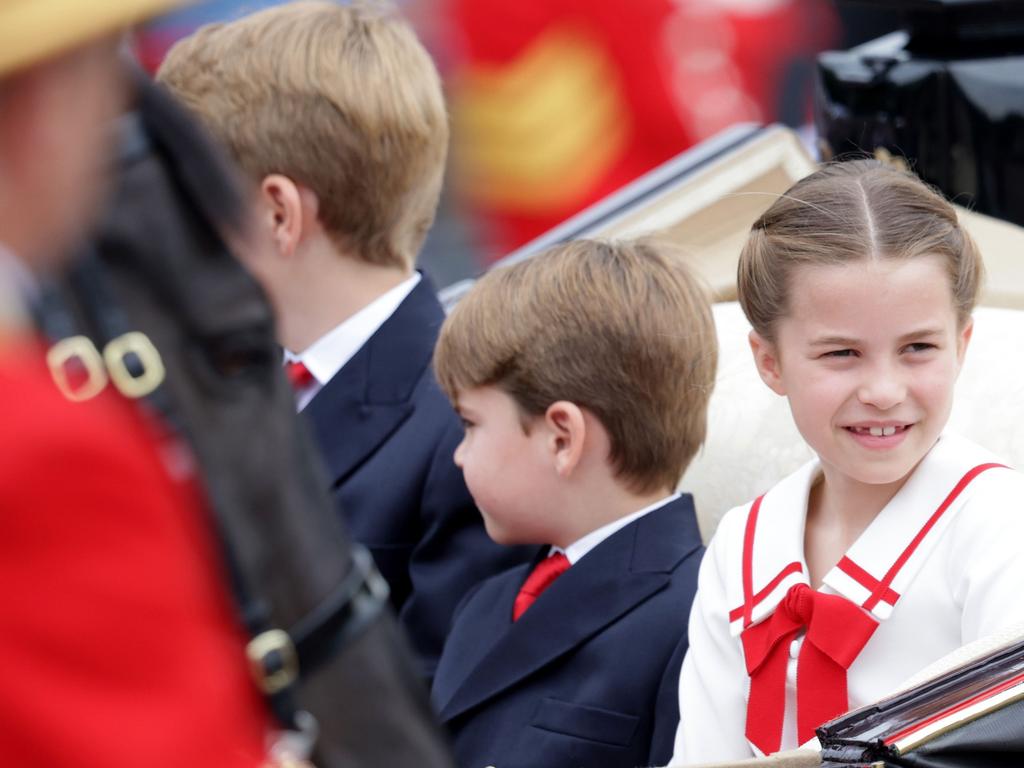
left=291, top=544, right=390, bottom=676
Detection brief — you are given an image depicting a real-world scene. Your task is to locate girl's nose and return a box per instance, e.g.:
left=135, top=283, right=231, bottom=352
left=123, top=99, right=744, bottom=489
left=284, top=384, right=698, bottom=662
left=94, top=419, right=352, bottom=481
left=857, top=364, right=906, bottom=411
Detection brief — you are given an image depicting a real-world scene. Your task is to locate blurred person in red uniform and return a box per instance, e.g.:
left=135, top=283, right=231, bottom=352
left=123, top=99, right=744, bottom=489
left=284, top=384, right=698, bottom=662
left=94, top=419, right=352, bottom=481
left=0, top=2, right=271, bottom=766
left=437, top=0, right=838, bottom=258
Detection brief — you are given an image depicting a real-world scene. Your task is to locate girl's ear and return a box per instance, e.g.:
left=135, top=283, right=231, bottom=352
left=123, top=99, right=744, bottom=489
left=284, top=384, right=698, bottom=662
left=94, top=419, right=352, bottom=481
left=544, top=400, right=587, bottom=479
left=749, top=330, right=787, bottom=396
left=956, top=316, right=974, bottom=369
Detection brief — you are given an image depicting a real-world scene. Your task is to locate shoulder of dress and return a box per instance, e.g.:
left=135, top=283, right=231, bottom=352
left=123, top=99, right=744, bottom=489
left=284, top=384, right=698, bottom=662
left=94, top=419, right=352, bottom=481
left=711, top=459, right=816, bottom=545
left=952, top=462, right=1024, bottom=521
left=708, top=500, right=755, bottom=549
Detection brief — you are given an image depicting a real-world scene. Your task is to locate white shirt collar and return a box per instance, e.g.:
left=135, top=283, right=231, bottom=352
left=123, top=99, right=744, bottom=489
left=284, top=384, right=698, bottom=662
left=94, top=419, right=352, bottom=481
left=285, top=271, right=421, bottom=411
left=554, top=492, right=681, bottom=565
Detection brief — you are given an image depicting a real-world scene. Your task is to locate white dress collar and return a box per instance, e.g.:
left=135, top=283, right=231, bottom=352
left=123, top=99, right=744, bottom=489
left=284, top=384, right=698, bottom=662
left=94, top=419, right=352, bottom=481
left=728, top=433, right=1009, bottom=636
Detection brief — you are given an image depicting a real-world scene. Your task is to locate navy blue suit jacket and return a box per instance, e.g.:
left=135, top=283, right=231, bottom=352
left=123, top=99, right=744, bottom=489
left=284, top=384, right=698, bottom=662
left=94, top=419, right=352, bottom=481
left=431, top=495, right=704, bottom=768
left=303, top=275, right=535, bottom=678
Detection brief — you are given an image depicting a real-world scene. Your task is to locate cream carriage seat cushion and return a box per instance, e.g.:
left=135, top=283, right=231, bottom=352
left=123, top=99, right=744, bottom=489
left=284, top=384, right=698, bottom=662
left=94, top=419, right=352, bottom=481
left=683, top=303, right=1024, bottom=543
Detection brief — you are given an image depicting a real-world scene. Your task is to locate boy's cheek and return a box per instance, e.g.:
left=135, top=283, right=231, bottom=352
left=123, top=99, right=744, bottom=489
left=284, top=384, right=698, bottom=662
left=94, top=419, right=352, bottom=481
left=477, top=509, right=518, bottom=547
left=226, top=215, right=276, bottom=274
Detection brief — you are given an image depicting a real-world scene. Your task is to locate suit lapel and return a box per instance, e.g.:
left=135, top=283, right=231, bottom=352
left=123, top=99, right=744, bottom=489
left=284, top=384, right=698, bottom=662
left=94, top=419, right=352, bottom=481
left=305, top=275, right=445, bottom=486
left=430, top=561, right=531, bottom=712
left=437, top=497, right=701, bottom=721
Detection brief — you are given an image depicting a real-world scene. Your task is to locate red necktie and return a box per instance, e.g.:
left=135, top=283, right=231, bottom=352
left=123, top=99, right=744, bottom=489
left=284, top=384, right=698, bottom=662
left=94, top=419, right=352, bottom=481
left=285, top=360, right=314, bottom=391
left=741, top=583, right=879, bottom=754
left=513, top=552, right=570, bottom=621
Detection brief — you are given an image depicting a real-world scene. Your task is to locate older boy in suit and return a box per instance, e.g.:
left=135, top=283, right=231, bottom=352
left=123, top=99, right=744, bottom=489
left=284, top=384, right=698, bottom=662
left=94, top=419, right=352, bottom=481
left=430, top=239, right=717, bottom=768
left=158, top=1, right=531, bottom=678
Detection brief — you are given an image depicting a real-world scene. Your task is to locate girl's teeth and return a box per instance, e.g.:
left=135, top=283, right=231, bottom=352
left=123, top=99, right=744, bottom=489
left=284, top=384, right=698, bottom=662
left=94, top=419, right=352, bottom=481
left=866, top=426, right=899, bottom=437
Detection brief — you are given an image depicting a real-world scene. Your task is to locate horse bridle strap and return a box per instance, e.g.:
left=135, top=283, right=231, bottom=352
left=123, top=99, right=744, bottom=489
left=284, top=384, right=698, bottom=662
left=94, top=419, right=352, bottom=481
left=248, top=543, right=390, bottom=696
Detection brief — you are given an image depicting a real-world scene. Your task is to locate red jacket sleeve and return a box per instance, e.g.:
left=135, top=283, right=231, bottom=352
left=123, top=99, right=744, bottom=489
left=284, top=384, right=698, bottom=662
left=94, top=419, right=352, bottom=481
left=0, top=345, right=269, bottom=768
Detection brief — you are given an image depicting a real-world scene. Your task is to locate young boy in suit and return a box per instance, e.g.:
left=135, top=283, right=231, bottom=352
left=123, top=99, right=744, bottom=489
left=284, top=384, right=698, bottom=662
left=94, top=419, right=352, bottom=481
left=430, top=239, right=717, bottom=768
left=157, top=0, right=530, bottom=679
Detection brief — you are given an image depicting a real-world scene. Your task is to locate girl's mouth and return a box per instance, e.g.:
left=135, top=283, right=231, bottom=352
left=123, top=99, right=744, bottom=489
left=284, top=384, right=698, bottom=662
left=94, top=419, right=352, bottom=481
left=845, top=424, right=911, bottom=437
left=843, top=423, right=913, bottom=449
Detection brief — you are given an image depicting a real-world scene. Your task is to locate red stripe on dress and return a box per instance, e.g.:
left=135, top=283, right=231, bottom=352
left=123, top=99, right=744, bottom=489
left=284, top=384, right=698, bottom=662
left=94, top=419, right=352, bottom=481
left=837, top=556, right=900, bottom=608
left=741, top=495, right=765, bottom=628
left=863, top=463, right=1007, bottom=612
left=729, top=561, right=804, bottom=623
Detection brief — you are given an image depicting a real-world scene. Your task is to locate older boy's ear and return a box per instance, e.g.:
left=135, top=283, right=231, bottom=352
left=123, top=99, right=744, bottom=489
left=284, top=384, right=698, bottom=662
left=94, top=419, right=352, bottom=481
left=258, top=174, right=318, bottom=259
left=749, top=330, right=786, bottom=396
left=544, top=401, right=586, bottom=478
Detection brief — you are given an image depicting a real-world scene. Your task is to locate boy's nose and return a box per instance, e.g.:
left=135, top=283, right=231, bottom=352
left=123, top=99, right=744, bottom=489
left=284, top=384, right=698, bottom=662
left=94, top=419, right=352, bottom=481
left=453, top=438, right=466, bottom=468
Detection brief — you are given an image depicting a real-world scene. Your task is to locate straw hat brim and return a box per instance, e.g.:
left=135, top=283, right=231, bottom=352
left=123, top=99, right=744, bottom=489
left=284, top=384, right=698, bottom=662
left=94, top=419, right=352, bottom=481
left=0, top=0, right=192, bottom=76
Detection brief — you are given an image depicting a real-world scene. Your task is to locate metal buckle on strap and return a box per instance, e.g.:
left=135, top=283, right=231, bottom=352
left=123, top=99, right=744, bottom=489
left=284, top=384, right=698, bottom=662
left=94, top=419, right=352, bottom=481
left=104, top=331, right=166, bottom=399
left=47, top=332, right=167, bottom=402
left=247, top=628, right=299, bottom=695
left=46, top=336, right=108, bottom=402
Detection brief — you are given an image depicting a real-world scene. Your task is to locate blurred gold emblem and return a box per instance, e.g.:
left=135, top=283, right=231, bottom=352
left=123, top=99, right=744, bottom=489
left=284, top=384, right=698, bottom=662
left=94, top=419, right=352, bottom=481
left=452, top=26, right=629, bottom=212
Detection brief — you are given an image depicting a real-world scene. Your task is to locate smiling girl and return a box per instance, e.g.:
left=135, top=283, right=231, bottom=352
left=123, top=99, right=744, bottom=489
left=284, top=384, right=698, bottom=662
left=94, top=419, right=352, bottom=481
left=672, top=160, right=1024, bottom=763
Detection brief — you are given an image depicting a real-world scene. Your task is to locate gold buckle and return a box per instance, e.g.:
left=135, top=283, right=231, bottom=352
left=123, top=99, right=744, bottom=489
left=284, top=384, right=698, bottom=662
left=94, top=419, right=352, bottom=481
left=247, top=629, right=299, bottom=695
left=46, top=336, right=108, bottom=402
left=103, top=331, right=166, bottom=399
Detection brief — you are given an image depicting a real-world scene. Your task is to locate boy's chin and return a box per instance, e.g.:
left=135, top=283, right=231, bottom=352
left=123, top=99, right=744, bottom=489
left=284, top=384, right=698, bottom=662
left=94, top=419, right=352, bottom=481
left=480, top=514, right=541, bottom=547
left=482, top=522, right=520, bottom=547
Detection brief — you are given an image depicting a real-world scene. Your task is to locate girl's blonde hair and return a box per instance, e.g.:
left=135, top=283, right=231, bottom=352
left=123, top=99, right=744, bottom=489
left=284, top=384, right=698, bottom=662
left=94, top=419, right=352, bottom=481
left=737, top=159, right=984, bottom=341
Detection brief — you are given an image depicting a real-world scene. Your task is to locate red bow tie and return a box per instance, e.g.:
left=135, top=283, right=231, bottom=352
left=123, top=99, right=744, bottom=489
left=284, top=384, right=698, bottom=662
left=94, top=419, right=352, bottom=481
left=741, top=583, right=879, bottom=754
left=285, top=360, right=315, bottom=390
left=513, top=553, right=570, bottom=621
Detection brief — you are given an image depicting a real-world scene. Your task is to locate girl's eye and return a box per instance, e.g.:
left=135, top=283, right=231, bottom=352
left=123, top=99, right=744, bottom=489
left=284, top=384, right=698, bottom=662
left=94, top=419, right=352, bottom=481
left=821, top=349, right=857, bottom=358
left=904, top=342, right=937, bottom=353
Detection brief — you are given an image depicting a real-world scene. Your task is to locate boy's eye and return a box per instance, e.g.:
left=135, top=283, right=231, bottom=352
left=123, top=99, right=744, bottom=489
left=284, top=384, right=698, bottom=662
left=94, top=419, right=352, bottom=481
left=459, top=417, right=476, bottom=429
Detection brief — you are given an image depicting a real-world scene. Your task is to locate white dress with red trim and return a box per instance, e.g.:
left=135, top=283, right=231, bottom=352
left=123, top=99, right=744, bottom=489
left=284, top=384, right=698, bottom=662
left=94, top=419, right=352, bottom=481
left=671, top=432, right=1024, bottom=765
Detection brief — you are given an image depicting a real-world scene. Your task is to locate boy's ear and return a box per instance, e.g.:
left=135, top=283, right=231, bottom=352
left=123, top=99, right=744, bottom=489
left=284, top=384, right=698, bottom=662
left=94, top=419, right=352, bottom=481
left=749, top=330, right=786, bottom=396
left=543, top=400, right=586, bottom=479
left=258, top=174, right=320, bottom=259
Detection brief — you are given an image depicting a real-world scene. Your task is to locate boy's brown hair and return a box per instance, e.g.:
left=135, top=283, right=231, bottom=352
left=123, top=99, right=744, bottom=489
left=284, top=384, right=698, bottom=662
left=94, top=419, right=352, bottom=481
left=738, top=159, right=984, bottom=341
left=434, top=239, right=718, bottom=495
left=157, top=0, right=448, bottom=270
